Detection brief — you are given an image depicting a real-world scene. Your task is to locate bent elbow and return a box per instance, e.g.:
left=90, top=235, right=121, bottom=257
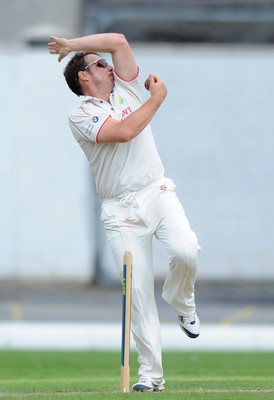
left=118, top=127, right=135, bottom=143
left=111, top=33, right=128, bottom=50
left=115, top=33, right=128, bottom=46
left=119, top=132, right=133, bottom=143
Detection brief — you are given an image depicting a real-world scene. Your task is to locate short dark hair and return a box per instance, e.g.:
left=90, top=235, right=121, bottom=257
left=63, top=51, right=98, bottom=96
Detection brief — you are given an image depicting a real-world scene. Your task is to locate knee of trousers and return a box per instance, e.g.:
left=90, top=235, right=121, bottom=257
left=170, top=236, right=199, bottom=271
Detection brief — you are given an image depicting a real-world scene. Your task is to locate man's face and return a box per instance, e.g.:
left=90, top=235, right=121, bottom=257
left=83, top=55, right=114, bottom=88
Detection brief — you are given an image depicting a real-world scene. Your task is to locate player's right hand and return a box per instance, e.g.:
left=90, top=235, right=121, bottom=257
left=147, top=75, right=167, bottom=102
left=48, top=36, right=71, bottom=62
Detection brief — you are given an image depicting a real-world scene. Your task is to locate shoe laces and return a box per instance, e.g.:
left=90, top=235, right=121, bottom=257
left=139, top=377, right=150, bottom=384
left=181, top=313, right=197, bottom=325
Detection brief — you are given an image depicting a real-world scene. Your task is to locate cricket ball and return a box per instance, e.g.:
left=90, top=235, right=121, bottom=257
left=144, top=78, right=150, bottom=91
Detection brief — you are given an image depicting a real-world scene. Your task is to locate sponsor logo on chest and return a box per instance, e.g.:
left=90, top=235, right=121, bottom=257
left=121, top=106, right=133, bottom=120
left=116, top=95, right=134, bottom=120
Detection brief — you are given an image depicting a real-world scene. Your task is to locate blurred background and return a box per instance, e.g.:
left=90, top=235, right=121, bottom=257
left=0, top=0, right=274, bottom=348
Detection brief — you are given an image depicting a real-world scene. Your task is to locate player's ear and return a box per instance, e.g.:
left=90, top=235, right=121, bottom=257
left=78, top=70, right=89, bottom=81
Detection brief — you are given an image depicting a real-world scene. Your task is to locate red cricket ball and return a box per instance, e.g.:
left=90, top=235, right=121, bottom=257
left=144, top=78, right=150, bottom=91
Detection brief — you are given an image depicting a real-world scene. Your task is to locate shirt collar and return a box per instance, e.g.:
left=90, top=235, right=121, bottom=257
left=81, top=90, right=115, bottom=104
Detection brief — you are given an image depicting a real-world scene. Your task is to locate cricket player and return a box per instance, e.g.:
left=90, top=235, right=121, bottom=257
left=48, top=32, right=200, bottom=392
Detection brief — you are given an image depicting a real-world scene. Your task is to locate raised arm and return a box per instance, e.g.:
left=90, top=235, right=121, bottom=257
left=97, top=74, right=167, bottom=143
left=48, top=33, right=138, bottom=82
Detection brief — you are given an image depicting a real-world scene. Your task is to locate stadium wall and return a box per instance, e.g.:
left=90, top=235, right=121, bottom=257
left=0, top=44, right=274, bottom=282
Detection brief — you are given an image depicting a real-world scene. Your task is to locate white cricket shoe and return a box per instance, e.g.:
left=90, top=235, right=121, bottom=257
left=178, top=312, right=200, bottom=338
left=132, top=377, right=165, bottom=392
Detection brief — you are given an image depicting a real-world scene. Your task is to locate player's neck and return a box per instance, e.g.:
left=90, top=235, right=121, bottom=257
left=84, top=87, right=112, bottom=103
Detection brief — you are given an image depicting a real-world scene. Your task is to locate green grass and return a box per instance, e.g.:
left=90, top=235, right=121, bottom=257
left=0, top=350, right=273, bottom=399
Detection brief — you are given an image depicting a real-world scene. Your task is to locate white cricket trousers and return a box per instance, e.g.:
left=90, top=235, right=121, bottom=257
left=101, top=177, right=199, bottom=386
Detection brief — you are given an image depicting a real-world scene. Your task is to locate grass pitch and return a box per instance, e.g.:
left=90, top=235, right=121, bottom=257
left=0, top=350, right=273, bottom=399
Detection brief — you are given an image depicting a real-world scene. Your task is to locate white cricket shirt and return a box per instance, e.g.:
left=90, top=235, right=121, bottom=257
left=68, top=71, right=164, bottom=199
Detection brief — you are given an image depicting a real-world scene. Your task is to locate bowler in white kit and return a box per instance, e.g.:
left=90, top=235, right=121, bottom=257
left=48, top=32, right=200, bottom=392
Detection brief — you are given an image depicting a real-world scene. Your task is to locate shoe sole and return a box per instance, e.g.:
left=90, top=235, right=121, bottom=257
left=132, top=386, right=153, bottom=392
left=182, top=326, right=200, bottom=339
left=132, top=384, right=165, bottom=392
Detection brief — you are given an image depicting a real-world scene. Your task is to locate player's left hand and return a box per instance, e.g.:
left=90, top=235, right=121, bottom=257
left=48, top=36, right=70, bottom=62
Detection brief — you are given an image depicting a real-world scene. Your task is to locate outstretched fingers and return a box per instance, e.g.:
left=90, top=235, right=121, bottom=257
left=48, top=37, right=58, bottom=54
left=47, top=36, right=70, bottom=62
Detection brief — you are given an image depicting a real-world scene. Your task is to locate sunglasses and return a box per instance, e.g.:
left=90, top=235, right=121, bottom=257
left=84, top=58, right=108, bottom=71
